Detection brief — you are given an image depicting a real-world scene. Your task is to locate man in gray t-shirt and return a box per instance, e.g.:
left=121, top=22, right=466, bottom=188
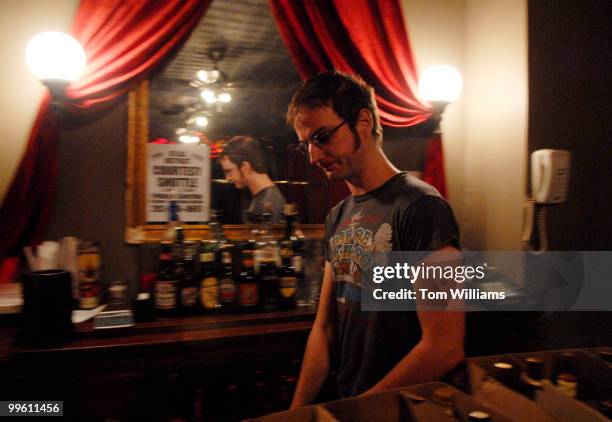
left=287, top=71, right=465, bottom=407
left=219, top=136, right=286, bottom=223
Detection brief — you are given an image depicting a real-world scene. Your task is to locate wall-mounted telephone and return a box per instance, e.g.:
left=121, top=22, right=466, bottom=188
left=523, top=149, right=571, bottom=251
left=531, top=149, right=571, bottom=204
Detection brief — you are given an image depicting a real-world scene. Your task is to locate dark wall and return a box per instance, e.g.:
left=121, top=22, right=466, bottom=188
left=527, top=0, right=611, bottom=350
left=528, top=0, right=611, bottom=250
left=45, top=100, right=139, bottom=293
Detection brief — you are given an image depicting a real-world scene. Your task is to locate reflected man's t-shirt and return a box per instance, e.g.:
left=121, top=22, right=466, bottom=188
left=323, top=172, right=460, bottom=397
left=242, top=185, right=286, bottom=223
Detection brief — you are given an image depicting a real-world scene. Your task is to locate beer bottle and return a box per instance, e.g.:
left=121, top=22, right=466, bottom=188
left=278, top=255, right=297, bottom=309
left=258, top=212, right=279, bottom=310
left=219, top=244, right=238, bottom=311
left=521, top=357, right=545, bottom=399
left=179, top=241, right=198, bottom=313
left=154, top=241, right=178, bottom=315
left=199, top=239, right=220, bottom=312
left=492, top=361, right=521, bottom=392
left=239, top=247, right=259, bottom=310
left=555, top=352, right=579, bottom=398
left=282, top=204, right=307, bottom=305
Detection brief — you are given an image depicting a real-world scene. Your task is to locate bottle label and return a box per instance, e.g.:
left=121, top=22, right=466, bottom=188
left=222, top=251, right=232, bottom=265
left=155, top=280, right=177, bottom=309
left=180, top=286, right=198, bottom=307
left=239, top=283, right=259, bottom=306
left=280, top=276, right=297, bottom=298
left=280, top=247, right=294, bottom=258
left=291, top=255, right=303, bottom=272
left=219, top=278, right=237, bottom=303
left=80, top=296, right=99, bottom=309
left=200, top=252, right=215, bottom=263
left=78, top=249, right=101, bottom=309
left=200, top=277, right=219, bottom=309
left=556, top=376, right=578, bottom=397
left=242, top=251, right=254, bottom=268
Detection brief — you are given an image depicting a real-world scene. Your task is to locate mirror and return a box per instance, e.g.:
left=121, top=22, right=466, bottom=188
left=125, top=0, right=348, bottom=242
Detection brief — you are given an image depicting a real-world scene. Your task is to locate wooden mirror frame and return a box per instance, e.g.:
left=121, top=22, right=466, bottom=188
left=125, top=81, right=324, bottom=243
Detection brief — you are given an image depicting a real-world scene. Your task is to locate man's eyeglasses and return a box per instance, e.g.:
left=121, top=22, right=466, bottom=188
left=296, top=120, right=347, bottom=155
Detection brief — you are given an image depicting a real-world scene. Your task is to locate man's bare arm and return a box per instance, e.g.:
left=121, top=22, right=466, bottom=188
left=290, top=261, right=336, bottom=408
left=362, top=246, right=465, bottom=395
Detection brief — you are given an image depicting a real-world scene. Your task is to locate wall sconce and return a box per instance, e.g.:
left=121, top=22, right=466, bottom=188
left=25, top=31, right=86, bottom=106
left=419, top=64, right=463, bottom=115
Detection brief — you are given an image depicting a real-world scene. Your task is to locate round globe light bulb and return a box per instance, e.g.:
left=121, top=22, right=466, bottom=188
left=201, top=90, right=217, bottom=103
left=418, top=65, right=463, bottom=103
left=196, top=70, right=208, bottom=82
left=218, top=93, right=231, bottom=103
left=195, top=116, right=208, bottom=127
left=179, top=134, right=200, bottom=144
left=25, top=31, right=86, bottom=82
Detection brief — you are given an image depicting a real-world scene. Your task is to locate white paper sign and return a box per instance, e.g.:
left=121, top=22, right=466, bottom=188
left=146, top=144, right=210, bottom=222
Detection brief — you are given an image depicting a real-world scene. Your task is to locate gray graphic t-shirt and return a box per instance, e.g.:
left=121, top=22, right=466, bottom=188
left=324, top=172, right=460, bottom=397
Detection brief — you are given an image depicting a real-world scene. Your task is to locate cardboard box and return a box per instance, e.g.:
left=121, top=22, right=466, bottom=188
left=252, top=404, right=338, bottom=422
left=400, top=381, right=512, bottom=422
left=469, top=348, right=612, bottom=421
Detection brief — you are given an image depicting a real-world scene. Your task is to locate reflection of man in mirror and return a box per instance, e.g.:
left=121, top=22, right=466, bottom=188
left=287, top=71, right=463, bottom=406
left=218, top=136, right=286, bottom=223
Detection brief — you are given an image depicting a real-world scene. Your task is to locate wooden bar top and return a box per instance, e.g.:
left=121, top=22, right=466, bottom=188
left=0, top=306, right=316, bottom=362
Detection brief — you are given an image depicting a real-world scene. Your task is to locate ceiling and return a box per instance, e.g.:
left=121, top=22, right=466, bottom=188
left=149, top=0, right=303, bottom=142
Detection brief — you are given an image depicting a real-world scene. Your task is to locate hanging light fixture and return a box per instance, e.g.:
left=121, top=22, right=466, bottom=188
left=192, top=47, right=233, bottom=111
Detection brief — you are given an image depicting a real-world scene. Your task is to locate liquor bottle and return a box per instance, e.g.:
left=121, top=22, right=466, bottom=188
left=278, top=255, right=297, bottom=309
left=209, top=210, right=227, bottom=249
left=258, top=212, right=279, bottom=310
left=555, top=352, right=579, bottom=398
left=199, top=238, right=220, bottom=312
left=219, top=244, right=238, bottom=311
left=239, top=247, right=259, bottom=310
left=280, top=204, right=304, bottom=307
left=255, top=212, right=279, bottom=269
left=154, top=241, right=178, bottom=315
left=163, top=200, right=181, bottom=243
left=179, top=241, right=198, bottom=313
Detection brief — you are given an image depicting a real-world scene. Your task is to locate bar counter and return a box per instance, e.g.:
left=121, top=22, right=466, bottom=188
left=0, top=307, right=316, bottom=420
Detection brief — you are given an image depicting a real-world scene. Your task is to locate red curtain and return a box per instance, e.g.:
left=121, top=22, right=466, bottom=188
left=269, top=0, right=447, bottom=194
left=0, top=0, right=210, bottom=259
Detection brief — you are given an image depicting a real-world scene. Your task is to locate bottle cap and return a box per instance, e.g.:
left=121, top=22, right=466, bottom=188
left=468, top=410, right=491, bottom=421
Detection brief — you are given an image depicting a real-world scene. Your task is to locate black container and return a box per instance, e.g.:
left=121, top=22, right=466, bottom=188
left=20, top=269, right=73, bottom=345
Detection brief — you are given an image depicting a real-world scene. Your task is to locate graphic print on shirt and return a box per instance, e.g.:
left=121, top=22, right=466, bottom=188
left=329, top=210, right=393, bottom=299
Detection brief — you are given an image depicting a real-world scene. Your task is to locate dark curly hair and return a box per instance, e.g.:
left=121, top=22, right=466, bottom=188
left=219, top=136, right=268, bottom=173
left=286, top=70, right=383, bottom=146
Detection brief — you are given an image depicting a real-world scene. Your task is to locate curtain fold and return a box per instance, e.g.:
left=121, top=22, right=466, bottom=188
left=270, top=0, right=447, bottom=195
left=0, top=0, right=210, bottom=259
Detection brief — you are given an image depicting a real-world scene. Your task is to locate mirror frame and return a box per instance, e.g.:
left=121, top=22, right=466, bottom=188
left=125, top=80, right=324, bottom=243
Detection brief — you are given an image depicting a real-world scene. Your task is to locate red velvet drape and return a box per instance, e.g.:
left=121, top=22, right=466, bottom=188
left=269, top=0, right=447, bottom=196
left=0, top=0, right=210, bottom=259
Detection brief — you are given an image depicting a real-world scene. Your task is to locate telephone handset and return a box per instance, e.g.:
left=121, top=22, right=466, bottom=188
left=531, top=149, right=571, bottom=204
left=522, top=149, right=571, bottom=252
